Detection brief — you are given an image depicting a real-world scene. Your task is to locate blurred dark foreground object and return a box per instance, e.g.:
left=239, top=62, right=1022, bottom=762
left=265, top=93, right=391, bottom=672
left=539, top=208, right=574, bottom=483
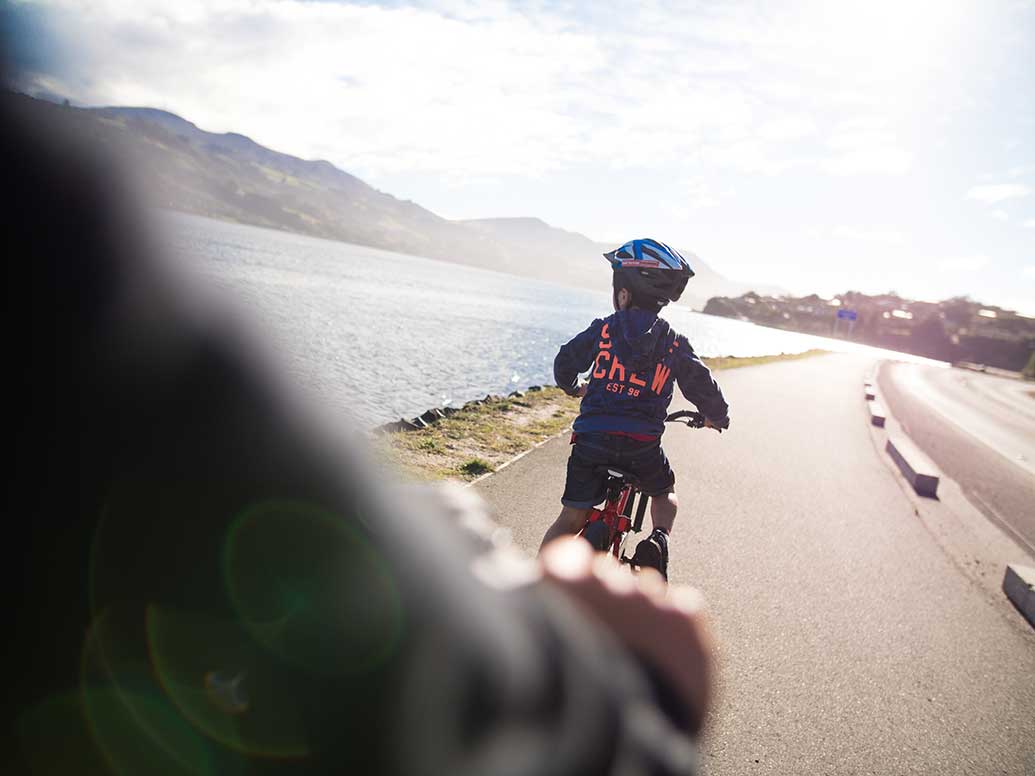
left=1, top=88, right=703, bottom=775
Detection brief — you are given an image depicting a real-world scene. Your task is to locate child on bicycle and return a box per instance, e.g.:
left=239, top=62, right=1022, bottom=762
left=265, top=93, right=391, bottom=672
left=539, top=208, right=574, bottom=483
left=539, top=238, right=730, bottom=579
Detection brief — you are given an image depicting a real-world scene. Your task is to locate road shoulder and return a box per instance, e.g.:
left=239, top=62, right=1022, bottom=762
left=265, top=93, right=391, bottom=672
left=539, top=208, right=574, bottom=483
left=870, top=362, right=1035, bottom=632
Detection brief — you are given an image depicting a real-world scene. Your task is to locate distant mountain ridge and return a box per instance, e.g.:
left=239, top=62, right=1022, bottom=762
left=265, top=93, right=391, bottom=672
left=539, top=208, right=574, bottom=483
left=7, top=91, right=778, bottom=307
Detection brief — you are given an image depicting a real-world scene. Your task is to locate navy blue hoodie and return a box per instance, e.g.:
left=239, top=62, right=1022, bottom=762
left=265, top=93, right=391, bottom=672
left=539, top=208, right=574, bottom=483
left=554, top=309, right=729, bottom=437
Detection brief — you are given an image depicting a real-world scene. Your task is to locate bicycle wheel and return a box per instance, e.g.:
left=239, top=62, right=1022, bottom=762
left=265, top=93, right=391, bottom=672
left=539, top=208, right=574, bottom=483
left=581, top=520, right=610, bottom=552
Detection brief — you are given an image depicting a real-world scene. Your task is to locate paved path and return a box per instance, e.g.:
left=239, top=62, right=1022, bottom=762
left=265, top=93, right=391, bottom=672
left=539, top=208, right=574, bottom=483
left=879, top=363, right=1035, bottom=553
left=475, top=353, right=1035, bottom=775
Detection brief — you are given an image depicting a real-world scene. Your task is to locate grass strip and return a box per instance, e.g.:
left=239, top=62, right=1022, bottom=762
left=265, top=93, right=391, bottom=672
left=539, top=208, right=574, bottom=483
left=376, top=349, right=827, bottom=482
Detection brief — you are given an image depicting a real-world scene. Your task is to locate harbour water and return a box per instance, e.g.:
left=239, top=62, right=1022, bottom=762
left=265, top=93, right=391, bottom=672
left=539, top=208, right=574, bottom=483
left=159, top=211, right=934, bottom=427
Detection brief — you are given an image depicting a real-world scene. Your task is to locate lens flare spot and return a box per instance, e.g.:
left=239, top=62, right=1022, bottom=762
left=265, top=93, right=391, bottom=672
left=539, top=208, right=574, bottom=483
left=80, top=607, right=217, bottom=776
left=146, top=605, right=310, bottom=759
left=223, top=500, right=403, bottom=677
left=203, top=671, right=249, bottom=715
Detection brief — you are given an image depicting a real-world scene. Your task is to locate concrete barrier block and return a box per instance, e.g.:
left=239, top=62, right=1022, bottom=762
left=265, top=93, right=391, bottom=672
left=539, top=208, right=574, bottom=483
left=885, top=434, right=940, bottom=497
left=869, top=401, right=887, bottom=427
left=1003, top=565, right=1035, bottom=627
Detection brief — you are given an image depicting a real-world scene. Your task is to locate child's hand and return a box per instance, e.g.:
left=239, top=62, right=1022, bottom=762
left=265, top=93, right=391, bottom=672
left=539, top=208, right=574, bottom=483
left=703, top=417, right=728, bottom=433
left=575, top=383, right=589, bottom=397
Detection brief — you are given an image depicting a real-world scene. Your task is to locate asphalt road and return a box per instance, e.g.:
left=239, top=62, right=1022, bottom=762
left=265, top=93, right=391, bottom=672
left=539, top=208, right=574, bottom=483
left=879, top=363, right=1035, bottom=554
left=474, top=353, right=1035, bottom=775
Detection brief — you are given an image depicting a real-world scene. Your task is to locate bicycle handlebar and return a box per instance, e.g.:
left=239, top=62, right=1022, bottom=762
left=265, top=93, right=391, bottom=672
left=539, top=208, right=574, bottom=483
left=664, top=410, right=706, bottom=428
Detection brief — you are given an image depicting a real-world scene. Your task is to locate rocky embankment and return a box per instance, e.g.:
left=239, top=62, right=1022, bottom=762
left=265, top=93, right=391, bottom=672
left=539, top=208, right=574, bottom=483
left=370, top=386, right=549, bottom=435
left=373, top=386, right=581, bottom=482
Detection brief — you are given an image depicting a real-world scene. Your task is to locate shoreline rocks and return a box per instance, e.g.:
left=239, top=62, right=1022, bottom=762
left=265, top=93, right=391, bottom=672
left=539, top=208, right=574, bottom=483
left=370, top=386, right=545, bottom=435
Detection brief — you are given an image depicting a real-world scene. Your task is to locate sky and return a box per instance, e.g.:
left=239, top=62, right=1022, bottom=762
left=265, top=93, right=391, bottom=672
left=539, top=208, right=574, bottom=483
left=5, top=0, right=1035, bottom=313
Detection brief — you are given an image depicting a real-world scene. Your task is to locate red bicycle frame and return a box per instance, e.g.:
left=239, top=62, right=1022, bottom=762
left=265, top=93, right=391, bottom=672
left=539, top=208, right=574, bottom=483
left=581, top=477, right=649, bottom=561
left=575, top=410, right=706, bottom=562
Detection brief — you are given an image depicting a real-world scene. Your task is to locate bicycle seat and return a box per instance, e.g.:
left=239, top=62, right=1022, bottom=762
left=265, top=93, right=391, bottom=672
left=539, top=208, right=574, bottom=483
left=593, top=465, right=638, bottom=484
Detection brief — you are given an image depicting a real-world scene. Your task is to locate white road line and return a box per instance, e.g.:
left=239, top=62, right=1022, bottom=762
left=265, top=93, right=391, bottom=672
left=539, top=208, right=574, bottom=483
left=892, top=365, right=1035, bottom=478
left=970, top=491, right=1035, bottom=559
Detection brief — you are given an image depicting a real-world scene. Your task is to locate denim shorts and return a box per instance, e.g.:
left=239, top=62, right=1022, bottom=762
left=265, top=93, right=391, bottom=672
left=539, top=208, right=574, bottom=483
left=560, top=432, right=675, bottom=509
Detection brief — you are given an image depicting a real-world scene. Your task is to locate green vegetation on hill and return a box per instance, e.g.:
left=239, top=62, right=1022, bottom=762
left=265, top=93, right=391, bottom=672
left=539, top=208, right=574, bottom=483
left=1023, top=352, right=1035, bottom=381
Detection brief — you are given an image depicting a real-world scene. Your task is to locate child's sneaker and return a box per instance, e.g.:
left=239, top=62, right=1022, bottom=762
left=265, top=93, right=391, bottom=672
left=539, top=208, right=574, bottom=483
left=631, top=527, right=669, bottom=580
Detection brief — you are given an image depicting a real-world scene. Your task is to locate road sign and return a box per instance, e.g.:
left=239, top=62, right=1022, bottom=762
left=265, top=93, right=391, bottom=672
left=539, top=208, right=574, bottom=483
left=837, top=309, right=857, bottom=321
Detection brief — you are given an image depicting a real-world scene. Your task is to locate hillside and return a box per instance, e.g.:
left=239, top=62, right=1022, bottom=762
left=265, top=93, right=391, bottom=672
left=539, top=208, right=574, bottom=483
left=5, top=91, right=772, bottom=306
left=704, top=291, right=1035, bottom=371
left=459, top=217, right=781, bottom=309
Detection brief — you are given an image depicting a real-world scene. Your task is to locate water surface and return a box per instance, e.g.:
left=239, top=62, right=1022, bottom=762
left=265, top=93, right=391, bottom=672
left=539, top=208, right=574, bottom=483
left=159, top=212, right=935, bottom=427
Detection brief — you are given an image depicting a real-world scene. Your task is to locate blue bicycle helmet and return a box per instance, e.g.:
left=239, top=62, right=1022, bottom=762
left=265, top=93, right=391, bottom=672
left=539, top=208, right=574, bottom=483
left=604, top=238, right=694, bottom=310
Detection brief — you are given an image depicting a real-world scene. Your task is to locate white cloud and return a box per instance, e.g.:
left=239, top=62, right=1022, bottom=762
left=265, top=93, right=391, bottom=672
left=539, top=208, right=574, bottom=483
left=756, top=116, right=817, bottom=143
left=1024, top=266, right=1035, bottom=279
left=681, top=178, right=724, bottom=210
left=14, top=0, right=953, bottom=185
left=939, top=255, right=991, bottom=272
left=965, top=183, right=1031, bottom=204
left=822, top=148, right=913, bottom=176
left=831, top=226, right=906, bottom=245
left=19, top=0, right=607, bottom=179
left=991, top=209, right=1010, bottom=221
left=665, top=177, right=736, bottom=223
left=821, top=120, right=912, bottom=175
left=1023, top=219, right=1035, bottom=228
left=980, top=162, right=1035, bottom=180
left=700, top=140, right=804, bottom=176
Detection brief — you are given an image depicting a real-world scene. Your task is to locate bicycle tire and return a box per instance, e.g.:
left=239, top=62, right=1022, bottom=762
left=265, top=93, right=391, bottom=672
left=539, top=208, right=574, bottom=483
left=621, top=490, right=635, bottom=518
left=581, top=520, right=610, bottom=552
left=633, top=492, right=648, bottom=532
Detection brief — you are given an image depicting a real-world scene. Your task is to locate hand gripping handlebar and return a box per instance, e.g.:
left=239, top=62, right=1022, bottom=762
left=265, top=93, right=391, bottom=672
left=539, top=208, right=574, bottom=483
left=663, top=410, right=706, bottom=428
